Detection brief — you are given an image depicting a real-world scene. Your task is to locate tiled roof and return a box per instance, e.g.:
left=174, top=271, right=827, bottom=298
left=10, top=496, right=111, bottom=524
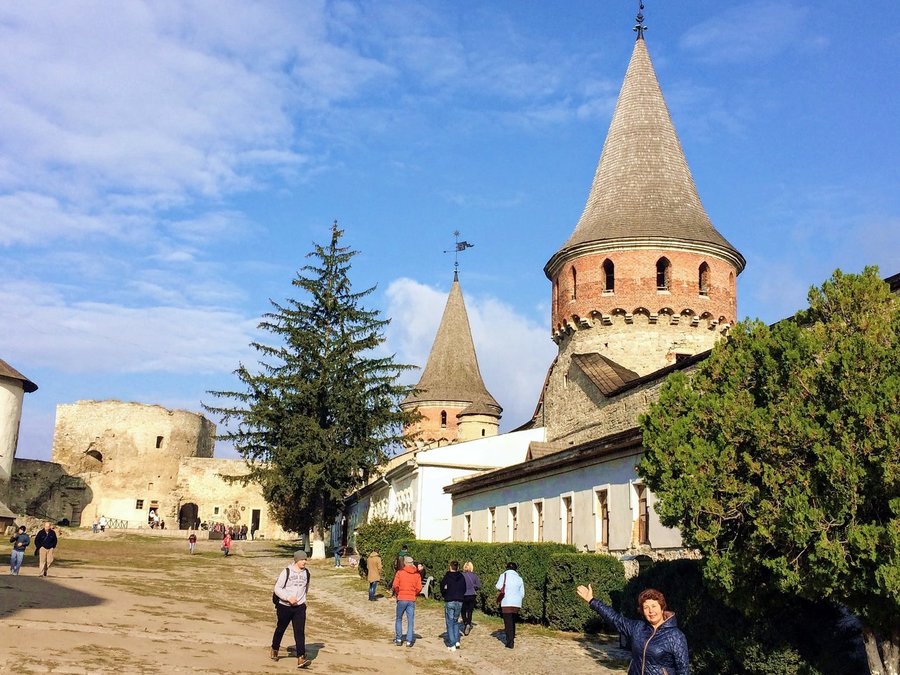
left=0, top=359, right=38, bottom=393
left=402, top=274, right=501, bottom=415
left=571, top=353, right=640, bottom=396
left=547, top=38, right=743, bottom=274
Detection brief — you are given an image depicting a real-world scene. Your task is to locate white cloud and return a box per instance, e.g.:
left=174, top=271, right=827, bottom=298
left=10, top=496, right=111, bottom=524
left=385, top=277, right=556, bottom=430
left=680, top=2, right=814, bottom=63
left=0, top=279, right=259, bottom=375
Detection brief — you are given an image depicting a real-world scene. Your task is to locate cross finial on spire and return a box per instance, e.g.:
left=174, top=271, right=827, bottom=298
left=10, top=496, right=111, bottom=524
left=633, top=1, right=647, bottom=40
left=443, top=230, right=474, bottom=278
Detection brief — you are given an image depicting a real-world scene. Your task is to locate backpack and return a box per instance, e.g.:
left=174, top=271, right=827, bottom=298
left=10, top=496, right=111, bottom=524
left=272, top=566, right=311, bottom=605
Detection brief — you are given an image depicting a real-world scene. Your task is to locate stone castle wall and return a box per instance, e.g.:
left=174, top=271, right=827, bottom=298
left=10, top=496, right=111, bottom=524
left=174, top=458, right=288, bottom=540
left=544, top=352, right=701, bottom=445
left=50, top=400, right=215, bottom=527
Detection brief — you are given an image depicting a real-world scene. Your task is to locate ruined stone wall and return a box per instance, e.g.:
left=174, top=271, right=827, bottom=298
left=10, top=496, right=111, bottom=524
left=9, top=458, right=92, bottom=524
left=174, top=458, right=290, bottom=540
left=51, top=400, right=215, bottom=526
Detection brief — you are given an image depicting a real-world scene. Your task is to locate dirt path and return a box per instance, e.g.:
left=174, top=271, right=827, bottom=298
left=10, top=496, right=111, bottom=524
left=0, top=532, right=628, bottom=673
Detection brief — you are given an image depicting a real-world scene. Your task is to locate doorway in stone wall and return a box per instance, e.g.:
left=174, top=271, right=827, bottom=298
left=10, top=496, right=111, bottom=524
left=251, top=509, right=261, bottom=538
left=179, top=503, right=199, bottom=530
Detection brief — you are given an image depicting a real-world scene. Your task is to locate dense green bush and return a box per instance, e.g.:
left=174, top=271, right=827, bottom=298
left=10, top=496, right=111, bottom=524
left=545, top=553, right=625, bottom=632
left=395, top=540, right=576, bottom=623
left=620, top=559, right=864, bottom=675
left=354, top=517, right=414, bottom=577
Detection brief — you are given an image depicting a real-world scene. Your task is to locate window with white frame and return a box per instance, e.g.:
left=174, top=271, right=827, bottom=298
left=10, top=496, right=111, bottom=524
left=489, top=507, right=496, bottom=543
left=464, top=513, right=472, bottom=542
left=595, top=489, right=609, bottom=548
left=533, top=501, right=544, bottom=542
left=509, top=505, right=518, bottom=542
left=561, top=495, right=574, bottom=545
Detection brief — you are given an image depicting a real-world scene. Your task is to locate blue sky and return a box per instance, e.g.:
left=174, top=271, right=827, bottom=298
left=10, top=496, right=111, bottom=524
left=3, top=1, right=898, bottom=461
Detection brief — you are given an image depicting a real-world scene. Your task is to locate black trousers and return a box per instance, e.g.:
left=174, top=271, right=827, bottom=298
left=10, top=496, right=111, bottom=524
left=461, top=595, right=476, bottom=626
left=502, top=610, right=518, bottom=646
left=272, top=602, right=307, bottom=656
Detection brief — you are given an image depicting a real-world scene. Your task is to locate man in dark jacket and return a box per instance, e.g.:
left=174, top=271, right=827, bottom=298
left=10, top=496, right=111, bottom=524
left=440, top=560, right=467, bottom=651
left=9, top=525, right=30, bottom=575
left=34, top=521, right=58, bottom=577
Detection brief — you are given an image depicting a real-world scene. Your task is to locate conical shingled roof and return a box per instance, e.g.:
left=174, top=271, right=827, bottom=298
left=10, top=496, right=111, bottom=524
left=402, top=274, right=501, bottom=415
left=547, top=38, right=743, bottom=273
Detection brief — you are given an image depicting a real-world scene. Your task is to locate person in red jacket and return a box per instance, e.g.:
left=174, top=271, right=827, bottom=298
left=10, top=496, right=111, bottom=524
left=222, top=532, right=232, bottom=556
left=391, top=555, right=422, bottom=647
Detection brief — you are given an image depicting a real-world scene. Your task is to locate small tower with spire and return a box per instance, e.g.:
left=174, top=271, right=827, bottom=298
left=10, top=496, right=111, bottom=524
left=542, top=9, right=744, bottom=439
left=400, top=272, right=502, bottom=447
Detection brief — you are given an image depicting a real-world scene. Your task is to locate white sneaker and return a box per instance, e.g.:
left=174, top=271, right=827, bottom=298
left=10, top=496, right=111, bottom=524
left=448, top=646, right=456, bottom=652
left=455, top=642, right=461, bottom=649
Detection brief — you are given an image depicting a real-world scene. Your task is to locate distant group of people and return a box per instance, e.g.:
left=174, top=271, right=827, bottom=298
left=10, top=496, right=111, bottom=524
left=8, top=521, right=58, bottom=577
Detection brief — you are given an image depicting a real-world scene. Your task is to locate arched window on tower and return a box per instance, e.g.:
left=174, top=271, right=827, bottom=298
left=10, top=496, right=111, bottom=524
left=571, top=267, right=577, bottom=300
left=699, top=262, right=710, bottom=296
left=602, top=259, right=615, bottom=293
left=440, top=410, right=447, bottom=428
left=656, top=257, right=671, bottom=291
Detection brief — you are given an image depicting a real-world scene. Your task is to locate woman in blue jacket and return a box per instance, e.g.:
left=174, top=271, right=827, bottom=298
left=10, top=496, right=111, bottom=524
left=576, top=584, right=689, bottom=675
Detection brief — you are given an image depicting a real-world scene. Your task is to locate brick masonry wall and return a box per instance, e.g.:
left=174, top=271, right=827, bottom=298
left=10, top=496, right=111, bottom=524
left=550, top=248, right=737, bottom=333
left=405, top=403, right=466, bottom=445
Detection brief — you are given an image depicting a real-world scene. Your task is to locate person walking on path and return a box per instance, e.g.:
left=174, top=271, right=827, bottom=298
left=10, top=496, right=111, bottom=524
left=334, top=545, right=344, bottom=568
left=222, top=531, right=232, bottom=556
left=391, top=555, right=422, bottom=647
left=34, top=521, right=58, bottom=577
left=188, top=532, right=197, bottom=554
left=576, top=584, right=689, bottom=675
left=366, top=548, right=382, bottom=601
left=461, top=561, right=481, bottom=635
left=98, top=515, right=107, bottom=532
left=271, top=550, right=311, bottom=669
left=495, top=562, right=524, bottom=649
left=440, top=560, right=467, bottom=651
left=9, top=526, right=30, bottom=575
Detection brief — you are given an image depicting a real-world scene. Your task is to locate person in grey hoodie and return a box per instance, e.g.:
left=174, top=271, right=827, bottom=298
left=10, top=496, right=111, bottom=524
left=271, top=550, right=311, bottom=668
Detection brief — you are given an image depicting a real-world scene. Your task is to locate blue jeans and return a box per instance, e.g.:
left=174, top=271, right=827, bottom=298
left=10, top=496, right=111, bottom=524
left=335, top=553, right=341, bottom=567
left=369, top=581, right=378, bottom=600
left=395, top=600, right=415, bottom=643
left=10, top=549, right=24, bottom=575
left=444, top=600, right=462, bottom=646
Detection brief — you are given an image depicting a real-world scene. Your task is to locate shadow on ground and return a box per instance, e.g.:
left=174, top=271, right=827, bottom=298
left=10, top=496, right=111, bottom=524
left=0, top=575, right=105, bottom=619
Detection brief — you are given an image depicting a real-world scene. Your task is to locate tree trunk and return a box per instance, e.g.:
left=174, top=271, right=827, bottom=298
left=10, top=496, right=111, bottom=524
left=310, top=494, right=327, bottom=560
left=864, top=626, right=900, bottom=675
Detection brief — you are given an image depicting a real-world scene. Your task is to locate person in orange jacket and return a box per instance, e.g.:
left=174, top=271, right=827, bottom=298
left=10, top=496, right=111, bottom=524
left=391, top=555, right=422, bottom=647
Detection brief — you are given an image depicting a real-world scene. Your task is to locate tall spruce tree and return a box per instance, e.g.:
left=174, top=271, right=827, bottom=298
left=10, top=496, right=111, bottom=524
left=639, top=267, right=899, bottom=674
left=204, top=221, right=417, bottom=554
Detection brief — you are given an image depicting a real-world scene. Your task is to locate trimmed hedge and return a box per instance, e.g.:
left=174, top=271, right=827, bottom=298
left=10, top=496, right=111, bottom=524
left=621, top=559, right=864, bottom=675
left=354, top=517, right=414, bottom=577
left=545, top=553, right=625, bottom=632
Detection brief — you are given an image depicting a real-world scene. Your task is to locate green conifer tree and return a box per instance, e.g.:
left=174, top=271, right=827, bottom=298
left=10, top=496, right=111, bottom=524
left=639, top=267, right=899, bottom=674
left=204, top=221, right=417, bottom=552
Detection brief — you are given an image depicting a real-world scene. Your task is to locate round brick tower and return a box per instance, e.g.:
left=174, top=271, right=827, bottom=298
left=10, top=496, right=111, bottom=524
left=545, top=34, right=745, bottom=380
left=400, top=273, right=501, bottom=447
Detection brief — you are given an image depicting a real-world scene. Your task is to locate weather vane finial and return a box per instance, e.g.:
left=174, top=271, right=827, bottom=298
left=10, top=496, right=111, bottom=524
left=443, top=230, right=474, bottom=279
left=633, top=1, right=647, bottom=41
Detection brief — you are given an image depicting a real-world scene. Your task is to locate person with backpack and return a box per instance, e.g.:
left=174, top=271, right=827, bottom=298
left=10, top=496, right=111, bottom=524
left=271, top=550, right=311, bottom=668
left=394, top=543, right=409, bottom=572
